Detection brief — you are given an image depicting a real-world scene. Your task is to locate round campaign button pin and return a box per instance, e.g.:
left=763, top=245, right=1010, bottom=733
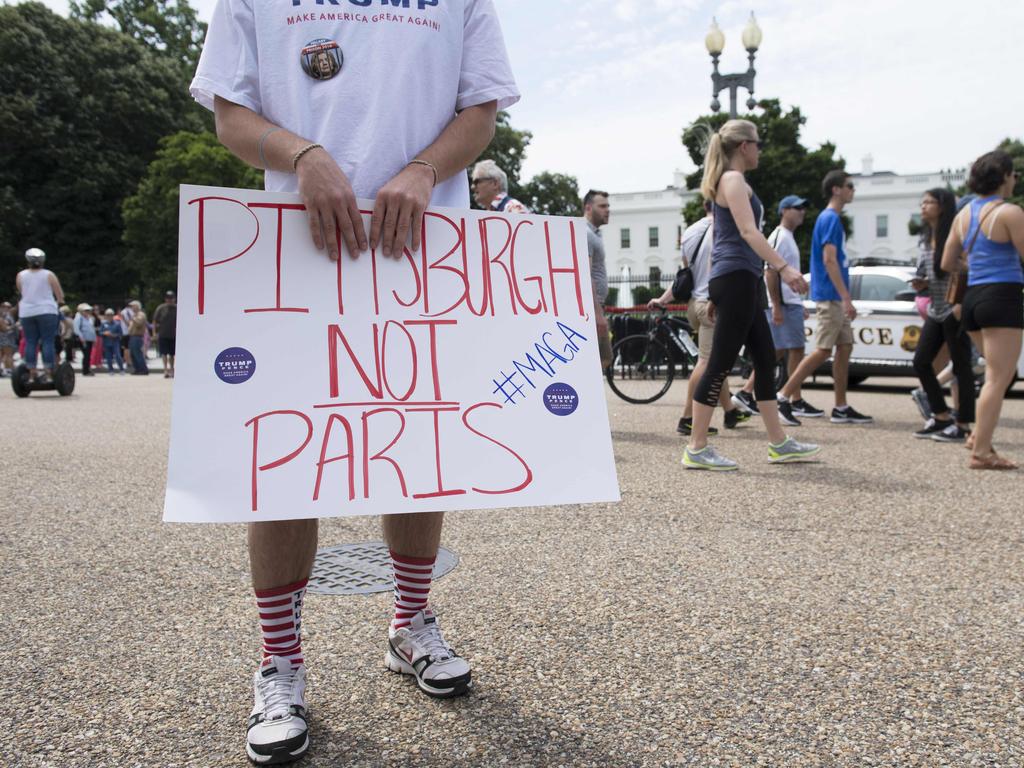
left=301, top=38, right=343, bottom=81
left=214, top=347, right=256, bottom=385
left=543, top=383, right=579, bottom=416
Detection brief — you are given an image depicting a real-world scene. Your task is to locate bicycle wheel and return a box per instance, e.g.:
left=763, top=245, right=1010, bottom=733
left=606, top=334, right=675, bottom=403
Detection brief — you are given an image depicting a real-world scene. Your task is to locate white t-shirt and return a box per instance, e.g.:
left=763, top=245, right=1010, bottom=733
left=767, top=225, right=801, bottom=306
left=680, top=216, right=713, bottom=301
left=191, top=0, right=520, bottom=208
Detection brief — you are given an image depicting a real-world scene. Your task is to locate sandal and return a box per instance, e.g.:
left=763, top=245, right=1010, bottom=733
left=969, top=450, right=1018, bottom=470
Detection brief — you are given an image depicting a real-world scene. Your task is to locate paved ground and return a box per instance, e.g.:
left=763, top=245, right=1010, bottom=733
left=3, top=374, right=1023, bottom=767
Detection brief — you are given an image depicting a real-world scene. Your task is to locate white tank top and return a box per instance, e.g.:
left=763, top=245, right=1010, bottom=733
left=18, top=269, right=58, bottom=318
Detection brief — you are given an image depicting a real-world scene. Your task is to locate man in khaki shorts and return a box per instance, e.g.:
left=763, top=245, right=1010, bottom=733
left=649, top=200, right=747, bottom=434
left=777, top=170, right=873, bottom=424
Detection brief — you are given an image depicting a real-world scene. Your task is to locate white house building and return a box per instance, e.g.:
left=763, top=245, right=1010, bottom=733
left=845, top=155, right=967, bottom=264
left=602, top=158, right=967, bottom=306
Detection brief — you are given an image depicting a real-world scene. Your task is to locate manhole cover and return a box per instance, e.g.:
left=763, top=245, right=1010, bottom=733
left=308, top=541, right=459, bottom=595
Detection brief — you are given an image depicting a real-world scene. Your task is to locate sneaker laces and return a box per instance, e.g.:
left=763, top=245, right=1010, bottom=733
left=258, top=665, right=299, bottom=721
left=409, top=621, right=454, bottom=662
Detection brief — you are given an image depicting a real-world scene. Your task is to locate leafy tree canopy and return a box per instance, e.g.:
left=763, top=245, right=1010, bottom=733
left=122, top=131, right=263, bottom=309
left=70, top=0, right=207, bottom=71
left=473, top=111, right=581, bottom=217
left=681, top=99, right=846, bottom=268
left=0, top=2, right=206, bottom=306
left=521, top=172, right=582, bottom=217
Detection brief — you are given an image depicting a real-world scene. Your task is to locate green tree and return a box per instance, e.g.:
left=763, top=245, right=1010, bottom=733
left=122, top=131, right=263, bottom=307
left=521, top=171, right=581, bottom=217
left=996, top=137, right=1024, bottom=208
left=70, top=0, right=207, bottom=71
left=0, top=2, right=205, bottom=305
left=681, top=99, right=846, bottom=269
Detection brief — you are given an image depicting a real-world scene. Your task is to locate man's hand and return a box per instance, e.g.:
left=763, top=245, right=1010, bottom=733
left=842, top=296, right=857, bottom=320
left=646, top=297, right=664, bottom=310
left=771, top=306, right=784, bottom=326
left=370, top=163, right=435, bottom=257
left=911, top=277, right=928, bottom=291
left=707, top=301, right=716, bottom=323
left=780, top=265, right=808, bottom=296
left=295, top=148, right=368, bottom=260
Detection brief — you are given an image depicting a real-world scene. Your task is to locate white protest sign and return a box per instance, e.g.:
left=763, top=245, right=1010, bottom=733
left=164, top=185, right=620, bottom=523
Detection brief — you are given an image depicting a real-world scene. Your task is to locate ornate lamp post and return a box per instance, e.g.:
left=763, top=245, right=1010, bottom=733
left=705, top=13, right=763, bottom=118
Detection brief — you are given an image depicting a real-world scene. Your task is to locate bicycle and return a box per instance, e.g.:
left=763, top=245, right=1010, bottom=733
left=605, top=308, right=699, bottom=404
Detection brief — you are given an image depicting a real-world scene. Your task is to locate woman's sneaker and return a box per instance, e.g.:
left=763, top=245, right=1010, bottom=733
left=386, top=609, right=472, bottom=698
left=932, top=424, right=970, bottom=443
left=910, top=387, right=932, bottom=420
left=723, top=408, right=750, bottom=429
left=731, top=390, right=759, bottom=415
left=790, top=398, right=824, bottom=418
left=682, top=445, right=738, bottom=471
left=768, top=436, right=821, bottom=463
left=247, top=657, right=309, bottom=765
left=831, top=405, right=874, bottom=424
left=777, top=399, right=802, bottom=427
left=914, top=418, right=952, bottom=439
left=677, top=417, right=717, bottom=436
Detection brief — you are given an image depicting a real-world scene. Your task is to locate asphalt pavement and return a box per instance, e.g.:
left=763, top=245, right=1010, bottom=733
left=3, top=374, right=1022, bottom=767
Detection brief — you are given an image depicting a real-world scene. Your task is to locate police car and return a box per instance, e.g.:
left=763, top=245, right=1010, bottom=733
left=801, top=265, right=1024, bottom=386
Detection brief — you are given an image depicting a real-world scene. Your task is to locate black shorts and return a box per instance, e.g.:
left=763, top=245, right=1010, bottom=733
left=158, top=337, right=176, bottom=356
left=961, top=282, right=1024, bottom=331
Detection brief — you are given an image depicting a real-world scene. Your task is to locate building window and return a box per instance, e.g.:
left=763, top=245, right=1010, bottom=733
left=648, top=266, right=661, bottom=289
left=620, top=228, right=631, bottom=249
left=648, top=226, right=659, bottom=248
left=676, top=225, right=682, bottom=248
left=876, top=214, right=889, bottom=238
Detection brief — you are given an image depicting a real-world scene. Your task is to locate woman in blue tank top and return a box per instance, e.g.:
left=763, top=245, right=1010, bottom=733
left=682, top=119, right=818, bottom=471
left=941, top=150, right=1024, bottom=469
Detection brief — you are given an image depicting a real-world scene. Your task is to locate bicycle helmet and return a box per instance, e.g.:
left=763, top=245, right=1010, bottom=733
left=24, top=247, right=46, bottom=267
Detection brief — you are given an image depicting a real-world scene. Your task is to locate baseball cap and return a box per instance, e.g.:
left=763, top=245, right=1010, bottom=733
left=778, top=195, right=808, bottom=215
left=77, top=303, right=93, bottom=311
left=165, top=290, right=176, bottom=298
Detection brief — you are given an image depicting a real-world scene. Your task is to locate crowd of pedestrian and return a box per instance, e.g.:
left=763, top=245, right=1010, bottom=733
left=1, top=259, right=177, bottom=380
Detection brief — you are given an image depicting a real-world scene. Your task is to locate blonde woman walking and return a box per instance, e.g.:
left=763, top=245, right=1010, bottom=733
left=683, top=120, right=819, bottom=471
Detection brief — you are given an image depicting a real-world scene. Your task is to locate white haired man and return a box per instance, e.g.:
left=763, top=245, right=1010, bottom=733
left=471, top=158, right=528, bottom=213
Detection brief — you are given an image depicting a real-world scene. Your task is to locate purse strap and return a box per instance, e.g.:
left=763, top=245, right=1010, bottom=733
left=962, top=201, right=1005, bottom=265
left=684, top=219, right=712, bottom=269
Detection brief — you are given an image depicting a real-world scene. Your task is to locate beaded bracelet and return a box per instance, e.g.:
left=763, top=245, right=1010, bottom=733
left=408, top=158, right=438, bottom=187
left=291, top=142, right=323, bottom=171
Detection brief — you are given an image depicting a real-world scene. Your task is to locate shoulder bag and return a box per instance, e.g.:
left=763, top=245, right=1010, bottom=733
left=671, top=222, right=711, bottom=303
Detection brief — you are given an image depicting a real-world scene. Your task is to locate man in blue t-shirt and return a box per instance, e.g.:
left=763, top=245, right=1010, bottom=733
left=777, top=170, right=874, bottom=424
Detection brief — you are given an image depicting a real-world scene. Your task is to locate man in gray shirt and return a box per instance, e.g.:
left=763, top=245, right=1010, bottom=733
left=584, top=189, right=611, bottom=367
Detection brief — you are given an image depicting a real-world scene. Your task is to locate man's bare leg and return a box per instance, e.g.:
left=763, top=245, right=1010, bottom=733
left=787, top=348, right=805, bottom=400
left=831, top=343, right=852, bottom=408
left=383, top=511, right=444, bottom=558
left=779, top=347, right=830, bottom=402
left=249, top=519, right=318, bottom=590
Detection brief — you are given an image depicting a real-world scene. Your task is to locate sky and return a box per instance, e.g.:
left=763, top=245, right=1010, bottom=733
left=32, top=0, right=1024, bottom=194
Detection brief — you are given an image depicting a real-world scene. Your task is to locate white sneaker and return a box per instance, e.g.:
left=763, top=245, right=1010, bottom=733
left=385, top=609, right=472, bottom=698
left=246, top=656, right=309, bottom=765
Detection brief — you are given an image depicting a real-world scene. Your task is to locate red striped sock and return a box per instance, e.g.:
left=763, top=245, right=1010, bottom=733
left=255, top=578, right=307, bottom=667
left=390, top=550, right=435, bottom=631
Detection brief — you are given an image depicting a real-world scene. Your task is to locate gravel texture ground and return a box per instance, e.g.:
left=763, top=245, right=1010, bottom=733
left=2, top=373, right=1022, bottom=767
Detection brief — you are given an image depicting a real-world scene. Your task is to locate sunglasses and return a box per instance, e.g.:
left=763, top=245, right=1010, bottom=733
left=470, top=177, right=493, bottom=187
left=745, top=140, right=765, bottom=149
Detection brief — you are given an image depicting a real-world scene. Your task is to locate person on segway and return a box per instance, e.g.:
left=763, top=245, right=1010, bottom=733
left=15, top=247, right=64, bottom=384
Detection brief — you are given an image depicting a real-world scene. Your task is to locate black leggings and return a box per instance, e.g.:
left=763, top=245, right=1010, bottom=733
left=912, top=313, right=975, bottom=423
left=695, top=270, right=777, bottom=407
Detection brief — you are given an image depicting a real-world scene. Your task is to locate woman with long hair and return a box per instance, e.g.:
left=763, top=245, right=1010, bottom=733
left=910, top=187, right=975, bottom=441
left=941, top=150, right=1024, bottom=469
left=683, top=120, right=819, bottom=471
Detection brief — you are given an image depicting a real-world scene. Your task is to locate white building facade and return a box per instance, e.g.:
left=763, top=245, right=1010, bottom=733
left=845, top=156, right=966, bottom=264
left=602, top=158, right=966, bottom=306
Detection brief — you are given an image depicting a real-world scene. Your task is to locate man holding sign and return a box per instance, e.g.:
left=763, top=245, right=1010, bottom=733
left=190, top=1, right=519, bottom=763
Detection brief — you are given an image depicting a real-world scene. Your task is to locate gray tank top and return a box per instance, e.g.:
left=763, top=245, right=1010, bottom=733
left=710, top=192, right=765, bottom=279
